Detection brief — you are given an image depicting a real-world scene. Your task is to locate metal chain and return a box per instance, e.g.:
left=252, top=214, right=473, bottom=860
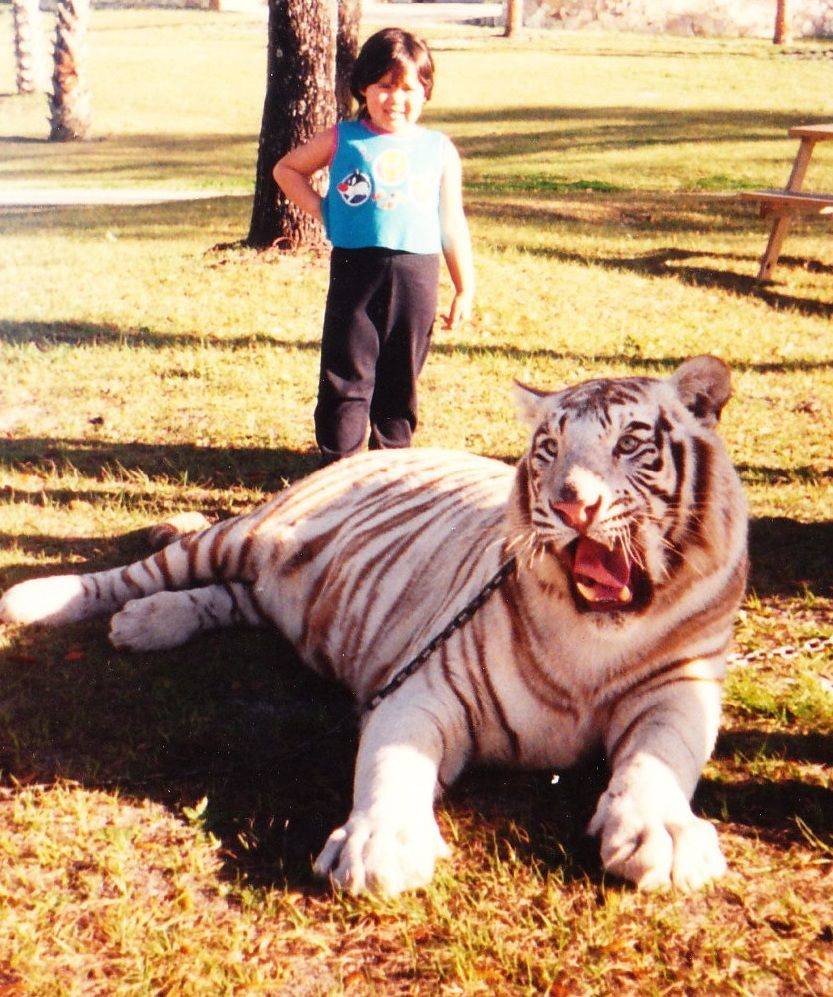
left=362, top=556, right=518, bottom=713
left=727, top=632, right=833, bottom=667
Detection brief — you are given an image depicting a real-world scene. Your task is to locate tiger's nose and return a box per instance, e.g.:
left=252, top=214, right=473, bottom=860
left=552, top=496, right=601, bottom=531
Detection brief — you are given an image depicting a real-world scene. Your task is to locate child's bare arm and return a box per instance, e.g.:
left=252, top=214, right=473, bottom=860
left=273, top=128, right=337, bottom=225
left=439, top=142, right=475, bottom=330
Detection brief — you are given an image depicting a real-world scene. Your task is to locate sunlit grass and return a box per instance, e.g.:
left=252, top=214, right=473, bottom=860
left=0, top=9, right=832, bottom=993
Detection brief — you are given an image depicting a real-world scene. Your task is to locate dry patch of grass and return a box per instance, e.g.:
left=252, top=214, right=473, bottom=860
left=1, top=11, right=832, bottom=994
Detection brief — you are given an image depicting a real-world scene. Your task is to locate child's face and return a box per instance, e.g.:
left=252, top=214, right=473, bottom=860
left=362, top=62, right=426, bottom=133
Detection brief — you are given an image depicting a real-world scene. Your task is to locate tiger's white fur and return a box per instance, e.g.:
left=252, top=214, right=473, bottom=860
left=0, top=357, right=748, bottom=895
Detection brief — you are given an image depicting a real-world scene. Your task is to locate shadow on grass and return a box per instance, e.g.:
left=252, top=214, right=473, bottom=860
left=0, top=614, right=360, bottom=891
left=469, top=201, right=833, bottom=320
left=1, top=438, right=319, bottom=493
left=3, top=319, right=832, bottom=376
left=0, top=320, right=312, bottom=352
left=700, top=726, right=833, bottom=846
left=0, top=194, right=254, bottom=242
left=1, top=108, right=813, bottom=178
left=427, top=106, right=823, bottom=159
left=748, top=517, right=833, bottom=597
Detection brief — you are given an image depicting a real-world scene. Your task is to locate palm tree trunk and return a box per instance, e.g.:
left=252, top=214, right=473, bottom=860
left=12, top=0, right=46, bottom=94
left=504, top=0, right=523, bottom=37
left=336, top=0, right=361, bottom=121
left=247, top=0, right=337, bottom=250
left=49, top=0, right=92, bottom=141
left=773, top=0, right=792, bottom=44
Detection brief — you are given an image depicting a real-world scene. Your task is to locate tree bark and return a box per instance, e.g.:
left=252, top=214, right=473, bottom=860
left=504, top=0, right=523, bottom=37
left=49, top=0, right=92, bottom=141
left=336, top=0, right=361, bottom=121
left=12, top=0, right=46, bottom=94
left=247, top=0, right=337, bottom=250
left=773, top=0, right=792, bottom=44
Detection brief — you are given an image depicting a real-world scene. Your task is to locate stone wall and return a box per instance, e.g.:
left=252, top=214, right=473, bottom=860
left=523, top=0, right=833, bottom=38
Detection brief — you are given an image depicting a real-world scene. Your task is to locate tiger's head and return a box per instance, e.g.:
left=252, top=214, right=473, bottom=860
left=508, top=356, right=747, bottom=618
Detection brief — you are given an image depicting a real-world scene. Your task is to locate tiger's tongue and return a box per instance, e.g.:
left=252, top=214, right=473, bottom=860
left=573, top=538, right=632, bottom=604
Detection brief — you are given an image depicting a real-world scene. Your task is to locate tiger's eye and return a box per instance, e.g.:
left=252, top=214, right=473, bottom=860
left=616, top=434, right=641, bottom=455
left=537, top=438, right=559, bottom=460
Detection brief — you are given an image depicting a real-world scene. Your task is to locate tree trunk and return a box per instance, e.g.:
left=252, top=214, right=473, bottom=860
left=773, top=0, right=791, bottom=44
left=504, top=0, right=523, bottom=37
left=12, top=0, right=46, bottom=94
left=49, top=0, right=92, bottom=141
left=247, top=0, right=337, bottom=250
left=336, top=0, right=361, bottom=121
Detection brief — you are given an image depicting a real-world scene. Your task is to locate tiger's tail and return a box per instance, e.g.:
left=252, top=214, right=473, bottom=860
left=0, top=510, right=256, bottom=627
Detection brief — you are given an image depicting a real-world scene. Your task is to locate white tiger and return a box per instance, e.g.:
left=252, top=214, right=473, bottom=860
left=0, top=356, right=748, bottom=895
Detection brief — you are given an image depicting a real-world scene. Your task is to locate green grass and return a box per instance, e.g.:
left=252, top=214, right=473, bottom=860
left=1, top=9, right=833, bottom=994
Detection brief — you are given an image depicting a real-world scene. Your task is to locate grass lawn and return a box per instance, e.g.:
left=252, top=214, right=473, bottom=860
left=1, top=8, right=832, bottom=994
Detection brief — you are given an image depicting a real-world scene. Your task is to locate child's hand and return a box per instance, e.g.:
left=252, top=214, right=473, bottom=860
left=442, top=290, right=473, bottom=330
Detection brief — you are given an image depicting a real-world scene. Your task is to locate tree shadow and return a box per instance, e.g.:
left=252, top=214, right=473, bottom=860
left=0, top=612, right=359, bottom=891
left=427, top=107, right=833, bottom=195
left=1, top=437, right=319, bottom=492
left=748, top=516, right=833, bottom=597
left=0, top=318, right=319, bottom=351
left=3, top=319, right=831, bottom=376
left=699, top=728, right=833, bottom=847
left=469, top=199, right=833, bottom=319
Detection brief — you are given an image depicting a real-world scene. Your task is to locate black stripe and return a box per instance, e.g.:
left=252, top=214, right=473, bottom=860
left=209, top=520, right=236, bottom=577
left=686, top=437, right=713, bottom=547
left=515, top=458, right=532, bottom=523
left=473, top=619, right=521, bottom=762
left=153, top=548, right=174, bottom=588
left=186, top=538, right=199, bottom=585
left=223, top=582, right=243, bottom=622
left=236, top=531, right=256, bottom=580
left=609, top=706, right=664, bottom=764
left=246, top=586, right=272, bottom=624
left=641, top=674, right=722, bottom=697
left=120, top=567, right=144, bottom=596
left=441, top=645, right=479, bottom=758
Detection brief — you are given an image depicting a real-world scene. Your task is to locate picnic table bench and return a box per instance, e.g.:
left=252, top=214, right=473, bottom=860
left=740, top=123, right=833, bottom=281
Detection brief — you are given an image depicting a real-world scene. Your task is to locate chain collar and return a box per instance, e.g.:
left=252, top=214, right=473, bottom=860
left=362, top=556, right=518, bottom=713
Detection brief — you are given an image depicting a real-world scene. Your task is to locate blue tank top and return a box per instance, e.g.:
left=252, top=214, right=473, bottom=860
left=322, top=120, right=447, bottom=254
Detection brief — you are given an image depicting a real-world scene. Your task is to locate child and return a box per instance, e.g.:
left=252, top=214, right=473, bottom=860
left=273, top=27, right=474, bottom=464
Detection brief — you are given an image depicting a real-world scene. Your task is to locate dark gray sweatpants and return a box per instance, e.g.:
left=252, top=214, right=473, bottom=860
left=315, top=247, right=440, bottom=463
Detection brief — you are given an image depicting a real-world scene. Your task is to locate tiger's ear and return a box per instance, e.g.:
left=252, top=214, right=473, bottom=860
left=669, top=355, right=732, bottom=428
left=512, top=379, right=555, bottom=426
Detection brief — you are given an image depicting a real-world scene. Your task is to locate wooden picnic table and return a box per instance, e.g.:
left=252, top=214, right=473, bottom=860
left=740, top=123, right=833, bottom=281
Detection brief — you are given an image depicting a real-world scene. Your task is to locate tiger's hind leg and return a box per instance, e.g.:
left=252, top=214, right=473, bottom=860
left=109, top=582, right=267, bottom=651
left=146, top=512, right=212, bottom=551
left=0, top=512, right=248, bottom=628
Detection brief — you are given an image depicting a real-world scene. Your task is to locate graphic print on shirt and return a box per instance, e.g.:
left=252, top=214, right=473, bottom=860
left=372, top=148, right=409, bottom=187
left=374, top=189, right=407, bottom=211
left=336, top=169, right=372, bottom=207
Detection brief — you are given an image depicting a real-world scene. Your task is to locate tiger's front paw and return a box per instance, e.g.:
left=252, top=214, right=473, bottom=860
left=589, top=791, right=726, bottom=891
left=313, top=810, right=450, bottom=896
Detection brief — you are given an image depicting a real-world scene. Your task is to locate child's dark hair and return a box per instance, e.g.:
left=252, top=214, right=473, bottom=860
left=351, top=28, right=434, bottom=117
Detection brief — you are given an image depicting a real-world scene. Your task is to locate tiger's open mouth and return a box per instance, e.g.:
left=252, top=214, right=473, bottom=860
left=561, top=537, right=652, bottom=613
